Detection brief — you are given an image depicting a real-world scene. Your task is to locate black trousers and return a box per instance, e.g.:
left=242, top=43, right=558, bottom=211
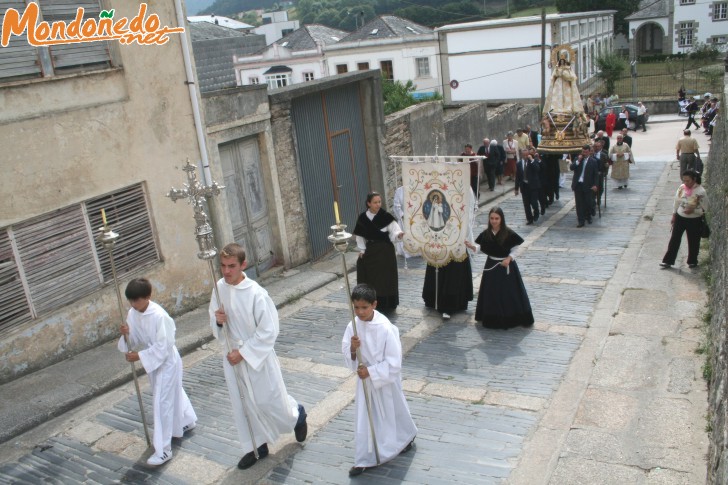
left=520, top=185, right=540, bottom=222
left=685, top=113, right=699, bottom=129
left=662, top=214, right=701, bottom=265
left=637, top=115, right=646, bottom=131
left=573, top=186, right=595, bottom=224
left=484, top=162, right=497, bottom=190
left=544, top=157, right=561, bottom=203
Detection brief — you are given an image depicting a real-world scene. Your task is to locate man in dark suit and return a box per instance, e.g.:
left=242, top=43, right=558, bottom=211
left=476, top=138, right=496, bottom=191
left=526, top=124, right=539, bottom=149
left=593, top=139, right=610, bottom=210
left=620, top=128, right=632, bottom=147
left=570, top=145, right=599, bottom=227
left=530, top=147, right=548, bottom=215
left=515, top=149, right=541, bottom=225
left=595, top=130, right=610, bottom=151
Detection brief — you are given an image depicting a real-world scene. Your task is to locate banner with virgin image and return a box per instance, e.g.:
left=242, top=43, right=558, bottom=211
left=397, top=157, right=472, bottom=267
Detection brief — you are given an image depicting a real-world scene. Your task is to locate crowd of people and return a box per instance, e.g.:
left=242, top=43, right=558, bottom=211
left=118, top=99, right=711, bottom=478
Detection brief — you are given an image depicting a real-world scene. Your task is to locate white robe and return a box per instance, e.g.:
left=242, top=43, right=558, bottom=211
left=117, top=301, right=197, bottom=456
left=342, top=310, right=417, bottom=467
left=209, top=274, right=299, bottom=453
left=427, top=201, right=445, bottom=231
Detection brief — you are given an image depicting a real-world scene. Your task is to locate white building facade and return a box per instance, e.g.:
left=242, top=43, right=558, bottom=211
left=671, top=0, right=727, bottom=52
left=254, top=10, right=300, bottom=45
left=627, top=0, right=728, bottom=59
left=437, top=11, right=616, bottom=104
left=234, top=25, right=346, bottom=89
left=324, top=16, right=440, bottom=98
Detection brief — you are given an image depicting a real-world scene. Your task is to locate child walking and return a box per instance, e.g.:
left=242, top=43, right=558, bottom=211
left=342, top=284, right=417, bottom=477
left=118, top=278, right=197, bottom=466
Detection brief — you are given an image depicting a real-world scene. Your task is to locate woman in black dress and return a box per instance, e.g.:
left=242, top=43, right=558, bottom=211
left=422, top=190, right=475, bottom=319
left=466, top=207, right=533, bottom=328
left=353, top=192, right=403, bottom=312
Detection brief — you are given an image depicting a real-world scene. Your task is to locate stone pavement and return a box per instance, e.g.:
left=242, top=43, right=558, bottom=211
left=0, top=120, right=710, bottom=484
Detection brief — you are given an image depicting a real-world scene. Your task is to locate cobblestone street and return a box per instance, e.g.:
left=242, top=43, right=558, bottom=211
left=0, top=126, right=710, bottom=484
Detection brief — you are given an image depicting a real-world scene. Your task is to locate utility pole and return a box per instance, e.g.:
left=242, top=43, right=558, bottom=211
left=540, top=8, right=546, bottom=114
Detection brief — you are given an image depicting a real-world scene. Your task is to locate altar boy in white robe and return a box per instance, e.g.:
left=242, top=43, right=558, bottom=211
left=210, top=243, right=308, bottom=470
left=343, top=283, right=417, bottom=477
left=118, top=278, right=197, bottom=466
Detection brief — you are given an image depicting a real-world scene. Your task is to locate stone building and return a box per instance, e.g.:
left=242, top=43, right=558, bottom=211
left=627, top=0, right=728, bottom=59
left=0, top=0, right=215, bottom=382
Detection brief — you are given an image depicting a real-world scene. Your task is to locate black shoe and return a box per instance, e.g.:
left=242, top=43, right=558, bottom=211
left=349, top=466, right=366, bottom=477
left=617, top=186, right=623, bottom=190
left=577, top=223, right=585, bottom=228
left=624, top=185, right=628, bottom=188
left=526, top=220, right=533, bottom=225
left=659, top=262, right=672, bottom=268
left=587, top=218, right=592, bottom=224
left=541, top=209, right=546, bottom=215
left=555, top=193, right=559, bottom=200
left=400, top=439, right=415, bottom=454
left=238, top=443, right=269, bottom=470
left=688, top=263, right=698, bottom=268
left=294, top=404, right=308, bottom=442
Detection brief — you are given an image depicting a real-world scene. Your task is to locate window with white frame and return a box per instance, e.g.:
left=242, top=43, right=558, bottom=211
left=589, top=21, right=595, bottom=35
left=415, top=57, right=430, bottom=77
left=266, top=73, right=290, bottom=89
left=249, top=76, right=260, bottom=85
left=580, top=22, right=586, bottom=37
left=0, top=183, right=160, bottom=335
left=380, top=60, right=394, bottom=81
left=680, top=0, right=695, bottom=4
left=590, top=43, right=595, bottom=76
left=678, top=22, right=694, bottom=46
left=597, top=19, right=602, bottom=33
left=709, top=35, right=727, bottom=43
left=303, top=71, right=315, bottom=81
left=581, top=46, right=587, bottom=81
left=570, top=24, right=578, bottom=39
left=0, top=0, right=113, bottom=82
left=561, top=25, right=568, bottom=42
left=713, top=2, right=727, bottom=20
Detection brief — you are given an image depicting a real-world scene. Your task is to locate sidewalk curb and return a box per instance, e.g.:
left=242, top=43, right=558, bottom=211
left=0, top=264, right=348, bottom=445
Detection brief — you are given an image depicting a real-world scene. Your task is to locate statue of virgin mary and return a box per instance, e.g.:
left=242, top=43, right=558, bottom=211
left=538, top=45, right=590, bottom=154
left=543, top=49, right=584, bottom=114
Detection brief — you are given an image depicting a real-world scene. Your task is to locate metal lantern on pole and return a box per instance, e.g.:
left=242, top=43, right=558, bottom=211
left=97, top=215, right=152, bottom=447
left=167, top=160, right=261, bottom=459
left=327, top=218, right=381, bottom=466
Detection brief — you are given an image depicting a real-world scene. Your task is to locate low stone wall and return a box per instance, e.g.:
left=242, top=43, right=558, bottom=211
left=704, top=80, right=728, bottom=484
left=382, top=101, right=539, bottom=207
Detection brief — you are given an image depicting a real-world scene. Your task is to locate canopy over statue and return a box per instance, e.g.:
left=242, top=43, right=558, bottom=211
left=538, top=45, right=590, bottom=154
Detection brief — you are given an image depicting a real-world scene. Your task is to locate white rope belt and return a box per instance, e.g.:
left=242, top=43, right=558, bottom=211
left=484, top=256, right=510, bottom=275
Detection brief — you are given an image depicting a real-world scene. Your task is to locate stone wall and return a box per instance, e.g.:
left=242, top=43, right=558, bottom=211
left=382, top=101, right=539, bottom=207
left=705, top=78, right=728, bottom=484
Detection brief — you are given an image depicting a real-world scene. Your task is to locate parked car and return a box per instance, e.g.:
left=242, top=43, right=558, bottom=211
left=595, top=104, right=649, bottom=131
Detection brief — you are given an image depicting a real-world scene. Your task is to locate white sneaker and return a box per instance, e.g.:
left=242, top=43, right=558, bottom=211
left=147, top=450, right=172, bottom=466
left=442, top=313, right=451, bottom=319
left=182, top=423, right=196, bottom=433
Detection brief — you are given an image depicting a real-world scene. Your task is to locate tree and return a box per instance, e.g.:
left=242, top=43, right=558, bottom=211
left=555, top=0, right=640, bottom=35
left=594, top=52, right=627, bottom=94
left=382, top=78, right=417, bottom=115
left=381, top=78, right=442, bottom=115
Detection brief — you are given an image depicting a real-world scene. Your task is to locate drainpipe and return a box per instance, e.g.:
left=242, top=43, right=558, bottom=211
left=172, top=0, right=212, bottom=185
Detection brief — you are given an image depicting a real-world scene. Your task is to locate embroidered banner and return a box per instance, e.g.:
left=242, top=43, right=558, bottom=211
left=397, top=157, right=472, bottom=267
